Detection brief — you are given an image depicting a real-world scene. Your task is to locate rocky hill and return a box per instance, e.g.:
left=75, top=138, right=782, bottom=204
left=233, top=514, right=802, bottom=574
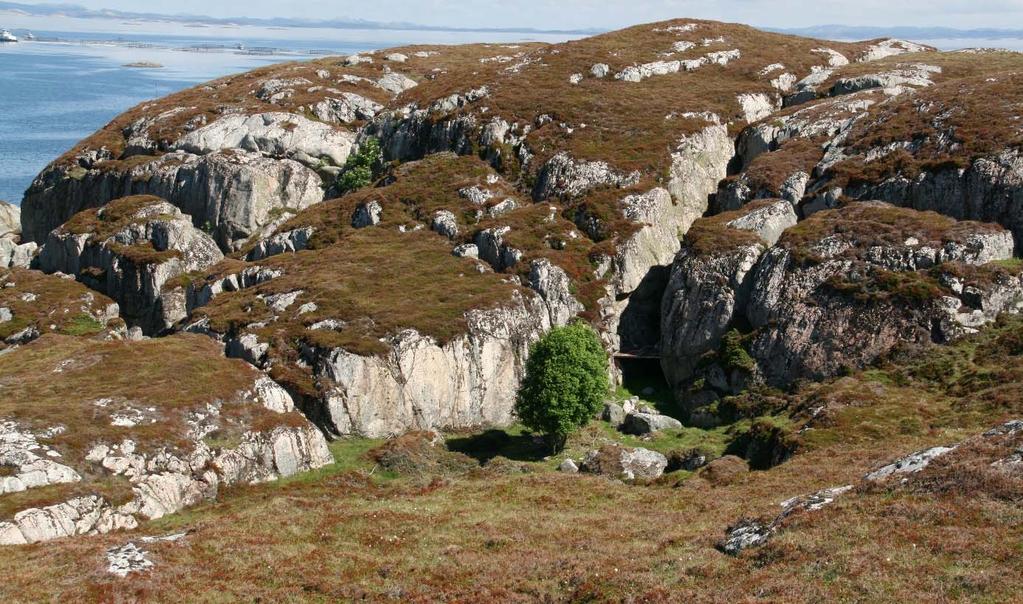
left=2, top=17, right=1023, bottom=600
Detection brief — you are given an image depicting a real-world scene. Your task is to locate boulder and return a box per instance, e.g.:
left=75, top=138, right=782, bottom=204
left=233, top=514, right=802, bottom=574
left=601, top=402, right=626, bottom=427
left=719, top=519, right=772, bottom=556
left=0, top=239, right=36, bottom=269
left=621, top=412, right=683, bottom=435
left=559, top=459, right=579, bottom=473
left=352, top=200, right=383, bottom=228
left=579, top=445, right=668, bottom=480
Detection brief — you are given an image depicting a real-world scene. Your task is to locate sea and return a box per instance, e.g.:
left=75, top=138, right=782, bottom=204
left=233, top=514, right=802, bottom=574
left=0, top=25, right=1021, bottom=206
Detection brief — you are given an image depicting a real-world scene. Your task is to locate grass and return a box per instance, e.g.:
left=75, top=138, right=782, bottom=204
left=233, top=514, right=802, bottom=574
left=58, top=314, right=105, bottom=337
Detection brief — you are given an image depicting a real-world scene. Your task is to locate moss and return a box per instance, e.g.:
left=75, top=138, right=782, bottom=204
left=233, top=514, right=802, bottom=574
left=824, top=268, right=946, bottom=305
left=58, top=314, right=105, bottom=337
left=721, top=329, right=757, bottom=372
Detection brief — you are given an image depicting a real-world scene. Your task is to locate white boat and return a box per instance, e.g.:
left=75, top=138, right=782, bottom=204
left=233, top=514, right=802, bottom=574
left=0, top=30, right=17, bottom=43
left=25, top=32, right=34, bottom=40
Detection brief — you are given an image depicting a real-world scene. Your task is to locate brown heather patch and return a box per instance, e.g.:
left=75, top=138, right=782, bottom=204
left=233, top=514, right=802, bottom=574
left=740, top=137, right=825, bottom=193
left=0, top=268, right=122, bottom=346
left=60, top=194, right=167, bottom=238
left=401, top=20, right=872, bottom=172
left=195, top=227, right=527, bottom=357
left=826, top=66, right=1023, bottom=188
left=206, top=154, right=609, bottom=361
left=0, top=333, right=274, bottom=461
left=681, top=199, right=776, bottom=257
left=778, top=202, right=1005, bottom=259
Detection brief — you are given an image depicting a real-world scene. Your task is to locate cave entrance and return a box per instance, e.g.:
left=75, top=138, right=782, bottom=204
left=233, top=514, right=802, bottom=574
left=617, top=265, right=668, bottom=355
left=613, top=354, right=678, bottom=418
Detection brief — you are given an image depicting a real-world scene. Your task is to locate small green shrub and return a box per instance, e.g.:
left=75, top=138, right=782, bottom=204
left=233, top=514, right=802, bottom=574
left=515, top=322, right=610, bottom=452
left=721, top=329, right=756, bottom=373
left=337, top=138, right=383, bottom=194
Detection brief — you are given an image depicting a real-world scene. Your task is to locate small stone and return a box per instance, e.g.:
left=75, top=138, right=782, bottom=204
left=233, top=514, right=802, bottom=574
left=352, top=200, right=383, bottom=228
left=559, top=459, right=579, bottom=473
left=452, top=244, right=479, bottom=259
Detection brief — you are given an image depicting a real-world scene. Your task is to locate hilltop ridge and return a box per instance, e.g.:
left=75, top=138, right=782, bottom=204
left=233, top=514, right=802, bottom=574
left=2, top=17, right=1023, bottom=600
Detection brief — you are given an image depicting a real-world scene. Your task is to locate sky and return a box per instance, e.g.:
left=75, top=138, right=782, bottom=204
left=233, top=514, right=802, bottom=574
left=13, top=0, right=1023, bottom=31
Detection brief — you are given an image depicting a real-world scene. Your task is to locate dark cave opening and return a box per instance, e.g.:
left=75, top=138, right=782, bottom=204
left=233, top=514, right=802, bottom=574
left=617, top=265, right=669, bottom=355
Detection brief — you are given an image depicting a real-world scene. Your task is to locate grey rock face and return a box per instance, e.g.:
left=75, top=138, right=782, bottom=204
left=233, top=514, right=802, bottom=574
left=315, top=290, right=550, bottom=438
left=528, top=258, right=583, bottom=326
left=745, top=205, right=1021, bottom=385
left=0, top=201, right=18, bottom=238
left=532, top=152, right=641, bottom=200
left=22, top=150, right=325, bottom=250
left=830, top=63, right=941, bottom=96
left=724, top=200, right=798, bottom=247
left=38, top=198, right=224, bottom=334
left=847, top=150, right=1023, bottom=252
left=475, top=226, right=522, bottom=271
left=660, top=217, right=770, bottom=389
left=173, top=112, right=355, bottom=167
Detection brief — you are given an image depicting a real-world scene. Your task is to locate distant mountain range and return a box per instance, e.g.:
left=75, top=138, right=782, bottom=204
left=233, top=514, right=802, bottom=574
left=0, top=1, right=600, bottom=35
left=772, top=24, right=1023, bottom=40
left=3, top=2, right=1023, bottom=41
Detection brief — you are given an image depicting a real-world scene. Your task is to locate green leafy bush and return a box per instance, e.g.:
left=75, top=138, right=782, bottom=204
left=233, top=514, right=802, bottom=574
left=337, top=137, right=383, bottom=193
left=515, top=322, right=609, bottom=451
